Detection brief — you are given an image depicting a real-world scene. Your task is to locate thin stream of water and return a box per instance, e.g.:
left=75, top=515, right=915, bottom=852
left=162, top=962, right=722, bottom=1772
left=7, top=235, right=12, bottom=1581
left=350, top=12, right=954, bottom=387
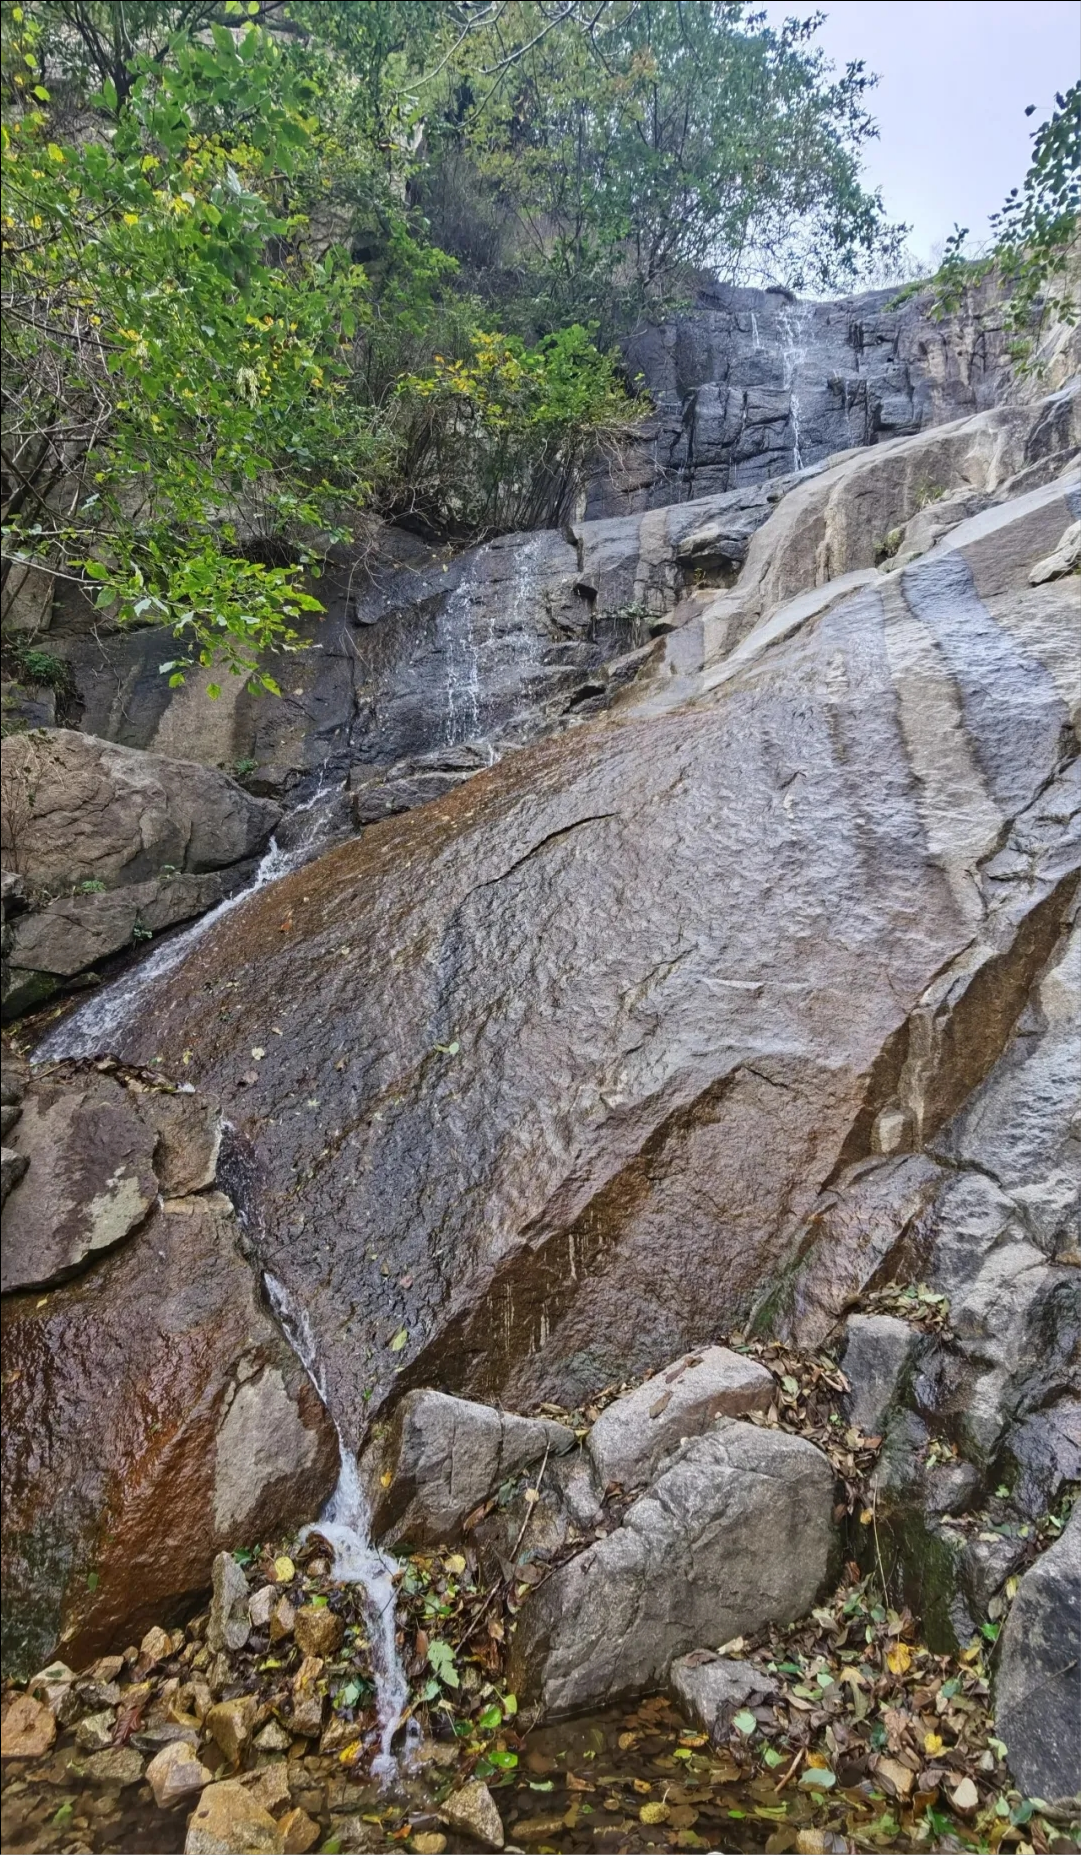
left=264, top=1275, right=417, bottom=1785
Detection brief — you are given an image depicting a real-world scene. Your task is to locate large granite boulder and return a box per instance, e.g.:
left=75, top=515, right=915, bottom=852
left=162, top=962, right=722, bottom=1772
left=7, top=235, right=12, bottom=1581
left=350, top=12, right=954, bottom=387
left=994, top=1506, right=1081, bottom=1801
left=507, top=1420, right=833, bottom=1715
left=359, top=1389, right=575, bottom=1548
left=585, top=1346, right=773, bottom=1491
left=1, top=1140, right=338, bottom=1675
left=1, top=1068, right=222, bottom=1292
left=1, top=729, right=279, bottom=1015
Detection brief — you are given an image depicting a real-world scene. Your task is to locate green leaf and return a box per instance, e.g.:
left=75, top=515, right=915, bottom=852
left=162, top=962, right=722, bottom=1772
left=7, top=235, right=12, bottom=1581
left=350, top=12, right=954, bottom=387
left=477, top=1705, right=503, bottom=1731
left=732, top=1710, right=757, bottom=1736
left=427, top=1640, right=459, bottom=1688
left=489, top=1749, right=518, bottom=1770
left=389, top=1328, right=408, bottom=1353
left=799, top=1767, right=836, bottom=1790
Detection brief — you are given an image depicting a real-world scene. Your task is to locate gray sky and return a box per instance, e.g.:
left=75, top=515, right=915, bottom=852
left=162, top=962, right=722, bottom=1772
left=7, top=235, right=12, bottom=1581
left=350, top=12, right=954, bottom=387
left=760, top=1, right=1080, bottom=268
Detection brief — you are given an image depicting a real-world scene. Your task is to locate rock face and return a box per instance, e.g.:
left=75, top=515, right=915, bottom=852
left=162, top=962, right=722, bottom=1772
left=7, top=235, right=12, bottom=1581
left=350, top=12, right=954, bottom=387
left=840, top=1317, right=919, bottom=1439
left=994, top=1506, right=1081, bottom=1801
left=585, top=1347, right=774, bottom=1491
left=1, top=1068, right=221, bottom=1293
left=72, top=390, right=1081, bottom=1451
left=359, top=1390, right=575, bottom=1548
left=1, top=1134, right=338, bottom=1675
left=507, top=1420, right=833, bottom=1715
left=1, top=728, right=278, bottom=1015
left=586, top=275, right=1081, bottom=518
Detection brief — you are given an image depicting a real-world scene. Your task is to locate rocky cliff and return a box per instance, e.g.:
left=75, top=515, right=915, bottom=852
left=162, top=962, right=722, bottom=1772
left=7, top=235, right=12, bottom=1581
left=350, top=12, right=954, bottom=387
left=2, top=281, right=1079, bottom=1810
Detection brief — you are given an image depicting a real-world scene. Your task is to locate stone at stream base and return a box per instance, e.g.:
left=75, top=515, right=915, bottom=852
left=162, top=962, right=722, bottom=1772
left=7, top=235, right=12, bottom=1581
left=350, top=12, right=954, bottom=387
left=508, top=1419, right=834, bottom=1716
left=440, top=1779, right=505, bottom=1851
left=145, top=1738, right=213, bottom=1809
left=840, top=1316, right=920, bottom=1439
left=585, top=1346, right=774, bottom=1491
left=78, top=1746, right=145, bottom=1787
left=994, top=1504, right=1081, bottom=1802
left=279, top=1808, right=321, bottom=1855
left=207, top=1552, right=252, bottom=1655
left=669, top=1652, right=778, bottom=1744
left=184, top=1780, right=285, bottom=1855
left=0, top=1144, right=28, bottom=1205
left=0, top=1193, right=338, bottom=1677
left=361, top=1389, right=575, bottom=1549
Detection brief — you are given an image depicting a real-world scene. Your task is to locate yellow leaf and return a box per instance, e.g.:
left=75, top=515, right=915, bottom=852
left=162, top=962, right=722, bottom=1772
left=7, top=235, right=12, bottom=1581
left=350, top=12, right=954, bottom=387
left=923, top=1732, right=944, bottom=1755
left=273, top=1555, right=295, bottom=1583
left=122, top=212, right=139, bottom=225
left=380, top=1470, right=393, bottom=1488
left=859, top=1508, right=874, bottom=1526
left=639, top=1802, right=669, bottom=1824
left=444, top=1553, right=466, bottom=1575
left=886, top=1642, right=912, bottom=1677
left=389, top=1327, right=408, bottom=1352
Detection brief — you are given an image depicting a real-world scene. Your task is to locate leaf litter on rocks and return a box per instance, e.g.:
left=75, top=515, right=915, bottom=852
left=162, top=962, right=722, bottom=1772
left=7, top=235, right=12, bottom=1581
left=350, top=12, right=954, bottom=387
left=1, top=1320, right=1077, bottom=1855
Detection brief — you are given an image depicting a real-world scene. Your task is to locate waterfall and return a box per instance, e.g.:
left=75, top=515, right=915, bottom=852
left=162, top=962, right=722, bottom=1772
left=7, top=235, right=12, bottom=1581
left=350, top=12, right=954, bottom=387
left=779, top=307, right=809, bottom=471
left=265, top=1274, right=417, bottom=1784
left=750, top=310, right=761, bottom=351
left=440, top=555, right=486, bottom=747
left=34, top=776, right=341, bottom=1064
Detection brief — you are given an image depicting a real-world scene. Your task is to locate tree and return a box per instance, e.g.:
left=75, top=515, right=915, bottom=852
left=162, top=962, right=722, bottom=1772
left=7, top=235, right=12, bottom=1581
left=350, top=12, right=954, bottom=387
left=415, top=0, right=905, bottom=336
left=924, top=84, right=1080, bottom=370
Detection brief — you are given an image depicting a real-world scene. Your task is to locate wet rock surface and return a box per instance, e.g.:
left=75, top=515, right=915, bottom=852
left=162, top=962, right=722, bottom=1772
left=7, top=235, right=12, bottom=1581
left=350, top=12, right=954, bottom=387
left=994, top=1503, right=1081, bottom=1802
left=78, top=396, right=1080, bottom=1462
left=1, top=729, right=278, bottom=1015
left=1, top=1115, right=338, bottom=1675
left=586, top=274, right=1081, bottom=518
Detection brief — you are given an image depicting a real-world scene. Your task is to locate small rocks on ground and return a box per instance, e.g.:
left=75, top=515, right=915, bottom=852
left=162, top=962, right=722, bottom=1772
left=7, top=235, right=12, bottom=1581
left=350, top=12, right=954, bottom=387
left=0, top=1693, right=56, bottom=1759
left=145, top=1738, right=213, bottom=1808
left=184, top=1778, right=284, bottom=1855
left=441, top=1778, right=505, bottom=1850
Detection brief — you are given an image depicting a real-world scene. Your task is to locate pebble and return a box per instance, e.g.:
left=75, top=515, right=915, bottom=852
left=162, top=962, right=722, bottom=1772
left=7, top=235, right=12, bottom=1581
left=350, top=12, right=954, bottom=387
left=293, top=1605, right=343, bottom=1659
left=145, top=1739, right=212, bottom=1808
left=183, top=1779, right=284, bottom=1855
left=205, top=1695, right=259, bottom=1763
left=74, top=1710, right=116, bottom=1753
left=279, top=1806, right=321, bottom=1854
left=269, top=1597, right=296, bottom=1644
left=236, top=1761, right=291, bottom=1813
left=248, top=1586, right=277, bottom=1629
left=254, top=1720, right=293, bottom=1753
left=207, top=1552, right=252, bottom=1655
left=138, top=1625, right=173, bottom=1669
left=441, top=1779, right=505, bottom=1851
left=0, top=1694, right=56, bottom=1759
left=27, top=1663, right=76, bottom=1719
left=78, top=1746, right=144, bottom=1787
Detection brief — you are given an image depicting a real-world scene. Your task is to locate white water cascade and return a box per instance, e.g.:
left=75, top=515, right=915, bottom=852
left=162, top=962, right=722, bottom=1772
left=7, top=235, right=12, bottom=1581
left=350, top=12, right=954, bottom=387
left=440, top=553, right=486, bottom=748
left=264, top=1275, right=417, bottom=1784
left=35, top=775, right=342, bottom=1064
left=779, top=307, right=809, bottom=471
